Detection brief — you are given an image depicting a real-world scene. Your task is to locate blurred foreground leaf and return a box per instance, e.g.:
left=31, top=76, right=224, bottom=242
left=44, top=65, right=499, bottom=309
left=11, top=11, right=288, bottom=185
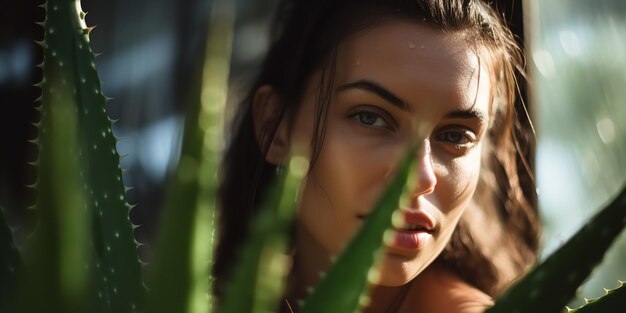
left=145, top=0, right=234, bottom=312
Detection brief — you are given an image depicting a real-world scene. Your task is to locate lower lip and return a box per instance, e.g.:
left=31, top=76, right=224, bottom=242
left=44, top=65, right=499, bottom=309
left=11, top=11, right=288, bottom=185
left=388, top=229, right=432, bottom=250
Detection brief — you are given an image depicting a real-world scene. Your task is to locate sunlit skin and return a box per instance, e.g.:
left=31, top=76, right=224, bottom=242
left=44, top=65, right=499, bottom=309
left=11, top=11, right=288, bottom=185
left=257, top=20, right=495, bottom=312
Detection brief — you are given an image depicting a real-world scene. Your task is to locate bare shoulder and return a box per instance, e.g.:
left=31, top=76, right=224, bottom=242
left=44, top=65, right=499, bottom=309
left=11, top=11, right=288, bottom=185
left=402, top=264, right=494, bottom=313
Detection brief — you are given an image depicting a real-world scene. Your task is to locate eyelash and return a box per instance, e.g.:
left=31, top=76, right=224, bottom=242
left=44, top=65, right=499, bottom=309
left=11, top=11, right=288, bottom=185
left=349, top=107, right=395, bottom=131
left=349, top=107, right=479, bottom=150
left=433, top=127, right=478, bottom=150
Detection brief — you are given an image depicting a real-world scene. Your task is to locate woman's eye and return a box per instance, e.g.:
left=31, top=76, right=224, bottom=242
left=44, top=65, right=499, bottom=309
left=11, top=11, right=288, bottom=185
left=353, top=111, right=391, bottom=129
left=435, top=128, right=477, bottom=148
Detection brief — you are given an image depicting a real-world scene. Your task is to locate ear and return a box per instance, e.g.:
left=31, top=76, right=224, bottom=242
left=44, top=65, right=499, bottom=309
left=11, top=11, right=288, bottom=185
left=252, top=85, right=290, bottom=165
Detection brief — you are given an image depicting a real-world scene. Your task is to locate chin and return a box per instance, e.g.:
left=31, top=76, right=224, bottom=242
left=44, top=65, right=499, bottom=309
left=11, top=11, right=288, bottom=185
left=374, top=250, right=430, bottom=286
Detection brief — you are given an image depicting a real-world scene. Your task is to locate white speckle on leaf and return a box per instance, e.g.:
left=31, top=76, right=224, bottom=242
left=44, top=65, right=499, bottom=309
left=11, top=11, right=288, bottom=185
left=359, top=294, right=372, bottom=307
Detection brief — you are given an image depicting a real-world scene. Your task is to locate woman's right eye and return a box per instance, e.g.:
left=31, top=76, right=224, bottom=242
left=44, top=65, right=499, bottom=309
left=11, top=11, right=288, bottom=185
left=350, top=109, right=394, bottom=131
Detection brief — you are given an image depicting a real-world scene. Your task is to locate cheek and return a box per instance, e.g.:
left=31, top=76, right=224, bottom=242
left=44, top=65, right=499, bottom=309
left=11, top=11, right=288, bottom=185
left=296, top=121, right=406, bottom=254
left=431, top=145, right=482, bottom=214
left=295, top=131, right=389, bottom=253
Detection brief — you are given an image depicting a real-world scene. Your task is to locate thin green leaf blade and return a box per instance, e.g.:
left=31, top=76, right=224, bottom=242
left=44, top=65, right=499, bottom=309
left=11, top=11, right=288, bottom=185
left=0, top=207, right=20, bottom=312
left=24, top=1, right=144, bottom=312
left=570, top=282, right=626, bottom=313
left=486, top=186, right=626, bottom=313
left=145, top=1, right=234, bottom=312
left=300, top=146, right=419, bottom=313
left=217, top=155, right=308, bottom=313
left=21, top=46, right=90, bottom=312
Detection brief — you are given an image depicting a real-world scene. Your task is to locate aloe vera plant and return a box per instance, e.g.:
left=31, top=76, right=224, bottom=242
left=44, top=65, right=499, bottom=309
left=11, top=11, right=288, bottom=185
left=217, top=154, right=308, bottom=313
left=300, top=146, right=421, bottom=313
left=485, top=186, right=626, bottom=313
left=144, top=1, right=234, bottom=312
left=19, top=0, right=143, bottom=312
left=0, top=1, right=625, bottom=313
left=0, top=206, right=20, bottom=312
left=568, top=282, right=626, bottom=313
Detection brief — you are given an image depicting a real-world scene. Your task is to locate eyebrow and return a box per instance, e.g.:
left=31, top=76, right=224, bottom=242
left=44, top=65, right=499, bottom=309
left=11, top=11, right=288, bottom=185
left=336, top=79, right=489, bottom=125
left=335, top=79, right=409, bottom=110
left=444, top=109, right=488, bottom=125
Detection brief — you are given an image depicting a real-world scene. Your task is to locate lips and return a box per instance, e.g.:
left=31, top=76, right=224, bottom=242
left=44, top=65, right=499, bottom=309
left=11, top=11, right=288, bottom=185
left=397, top=210, right=435, bottom=233
left=356, top=209, right=437, bottom=250
left=357, top=209, right=436, bottom=232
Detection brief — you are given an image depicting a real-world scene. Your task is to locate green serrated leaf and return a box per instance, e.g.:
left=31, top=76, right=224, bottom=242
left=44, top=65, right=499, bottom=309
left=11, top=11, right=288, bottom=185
left=300, top=145, right=419, bottom=313
left=217, top=155, right=308, bottom=313
left=20, top=45, right=89, bottom=312
left=569, top=282, right=626, bottom=313
left=22, top=1, right=144, bottom=312
left=0, top=207, right=20, bottom=312
left=486, top=186, right=626, bottom=313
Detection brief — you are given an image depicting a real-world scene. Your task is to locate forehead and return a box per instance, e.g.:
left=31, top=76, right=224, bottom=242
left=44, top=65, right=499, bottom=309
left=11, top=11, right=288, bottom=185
left=334, top=20, right=491, bottom=117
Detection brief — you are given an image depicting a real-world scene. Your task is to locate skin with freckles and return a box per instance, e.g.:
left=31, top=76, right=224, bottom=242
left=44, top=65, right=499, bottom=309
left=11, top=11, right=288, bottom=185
left=258, top=20, right=495, bottom=312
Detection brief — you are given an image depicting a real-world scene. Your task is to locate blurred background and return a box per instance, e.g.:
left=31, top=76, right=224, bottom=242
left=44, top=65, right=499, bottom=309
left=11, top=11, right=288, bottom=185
left=527, top=0, right=626, bottom=306
left=0, top=0, right=623, bottom=308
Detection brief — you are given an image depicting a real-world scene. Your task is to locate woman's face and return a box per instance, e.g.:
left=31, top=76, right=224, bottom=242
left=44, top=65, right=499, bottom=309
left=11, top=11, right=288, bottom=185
left=288, top=20, right=492, bottom=286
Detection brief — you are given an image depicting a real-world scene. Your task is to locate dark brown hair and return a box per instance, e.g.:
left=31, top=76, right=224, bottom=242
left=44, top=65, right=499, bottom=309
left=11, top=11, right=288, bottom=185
left=214, top=0, right=540, bottom=298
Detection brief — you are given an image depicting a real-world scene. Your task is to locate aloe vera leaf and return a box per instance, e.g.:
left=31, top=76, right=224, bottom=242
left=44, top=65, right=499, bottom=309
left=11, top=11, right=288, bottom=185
left=300, top=145, right=419, bottom=313
left=0, top=207, right=20, bottom=312
left=21, top=46, right=90, bottom=312
left=216, top=155, right=309, bottom=313
left=24, top=1, right=144, bottom=312
left=144, top=1, right=234, bottom=312
left=568, top=282, right=626, bottom=313
left=486, top=186, right=626, bottom=313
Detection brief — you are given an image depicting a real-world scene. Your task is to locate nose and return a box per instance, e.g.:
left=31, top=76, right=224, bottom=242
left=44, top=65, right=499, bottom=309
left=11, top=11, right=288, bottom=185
left=415, top=139, right=437, bottom=195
